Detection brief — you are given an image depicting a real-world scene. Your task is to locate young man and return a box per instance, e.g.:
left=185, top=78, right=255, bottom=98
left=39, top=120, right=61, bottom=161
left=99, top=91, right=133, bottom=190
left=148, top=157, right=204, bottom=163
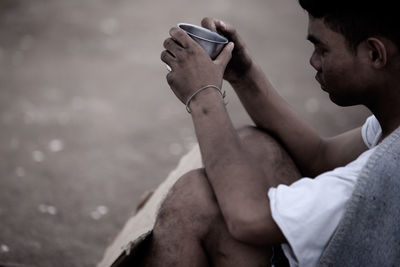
left=143, top=0, right=400, bottom=266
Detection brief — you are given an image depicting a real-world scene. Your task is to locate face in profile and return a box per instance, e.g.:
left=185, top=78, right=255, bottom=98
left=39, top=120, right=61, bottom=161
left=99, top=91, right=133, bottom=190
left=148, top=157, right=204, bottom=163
left=307, top=16, right=371, bottom=107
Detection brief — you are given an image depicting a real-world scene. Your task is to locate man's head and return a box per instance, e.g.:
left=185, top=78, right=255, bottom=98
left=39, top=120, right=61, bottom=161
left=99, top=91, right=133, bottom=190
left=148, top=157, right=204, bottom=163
left=298, top=0, right=400, bottom=107
left=298, top=0, right=400, bottom=52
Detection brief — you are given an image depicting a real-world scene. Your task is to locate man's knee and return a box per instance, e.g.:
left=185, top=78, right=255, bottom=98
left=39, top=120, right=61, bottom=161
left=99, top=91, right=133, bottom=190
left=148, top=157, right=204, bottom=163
left=237, top=125, right=287, bottom=161
left=155, top=169, right=219, bottom=232
left=237, top=125, right=301, bottom=185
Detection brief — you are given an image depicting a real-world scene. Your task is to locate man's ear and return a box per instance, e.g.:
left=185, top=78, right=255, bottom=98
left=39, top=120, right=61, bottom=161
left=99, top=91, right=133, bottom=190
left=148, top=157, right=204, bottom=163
left=366, top=37, right=387, bottom=69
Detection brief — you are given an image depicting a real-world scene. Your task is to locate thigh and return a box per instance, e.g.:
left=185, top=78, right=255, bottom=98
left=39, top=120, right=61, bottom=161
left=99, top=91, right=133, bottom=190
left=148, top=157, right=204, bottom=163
left=145, top=127, right=299, bottom=266
left=161, top=169, right=274, bottom=267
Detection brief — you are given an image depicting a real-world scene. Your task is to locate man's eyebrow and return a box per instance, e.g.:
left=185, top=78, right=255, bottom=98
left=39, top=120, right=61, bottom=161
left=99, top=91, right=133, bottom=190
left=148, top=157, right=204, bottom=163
left=307, top=34, right=326, bottom=46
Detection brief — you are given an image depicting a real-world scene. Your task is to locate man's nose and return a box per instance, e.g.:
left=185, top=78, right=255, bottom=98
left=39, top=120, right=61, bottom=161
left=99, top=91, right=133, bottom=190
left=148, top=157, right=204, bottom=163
left=309, top=52, right=322, bottom=72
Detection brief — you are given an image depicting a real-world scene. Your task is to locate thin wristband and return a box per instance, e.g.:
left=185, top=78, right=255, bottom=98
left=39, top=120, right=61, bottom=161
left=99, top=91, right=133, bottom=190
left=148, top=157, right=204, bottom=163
left=185, top=85, right=226, bottom=113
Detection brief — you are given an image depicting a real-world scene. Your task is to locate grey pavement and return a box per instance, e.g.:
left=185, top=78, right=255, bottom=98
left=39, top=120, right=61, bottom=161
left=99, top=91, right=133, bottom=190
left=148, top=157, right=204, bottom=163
left=0, top=0, right=369, bottom=266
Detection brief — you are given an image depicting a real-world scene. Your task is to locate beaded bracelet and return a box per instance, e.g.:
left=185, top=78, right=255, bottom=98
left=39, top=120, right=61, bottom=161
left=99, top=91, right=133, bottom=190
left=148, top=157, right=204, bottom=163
left=185, top=85, right=226, bottom=113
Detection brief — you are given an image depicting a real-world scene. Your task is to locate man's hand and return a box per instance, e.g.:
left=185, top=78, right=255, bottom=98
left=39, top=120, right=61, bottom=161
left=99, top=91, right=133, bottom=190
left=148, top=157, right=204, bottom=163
left=161, top=27, right=234, bottom=104
left=201, top=18, right=253, bottom=84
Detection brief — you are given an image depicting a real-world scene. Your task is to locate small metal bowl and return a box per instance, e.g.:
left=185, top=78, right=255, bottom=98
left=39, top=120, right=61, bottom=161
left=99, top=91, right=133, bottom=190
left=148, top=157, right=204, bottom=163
left=178, top=23, right=229, bottom=59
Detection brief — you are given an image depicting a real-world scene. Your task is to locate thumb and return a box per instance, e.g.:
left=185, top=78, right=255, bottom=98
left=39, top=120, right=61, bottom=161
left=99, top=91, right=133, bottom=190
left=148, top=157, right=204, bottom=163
left=214, top=42, right=234, bottom=69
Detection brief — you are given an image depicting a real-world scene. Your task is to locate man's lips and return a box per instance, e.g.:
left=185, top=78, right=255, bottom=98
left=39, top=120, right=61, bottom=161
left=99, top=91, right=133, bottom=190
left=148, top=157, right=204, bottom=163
left=315, top=74, right=326, bottom=90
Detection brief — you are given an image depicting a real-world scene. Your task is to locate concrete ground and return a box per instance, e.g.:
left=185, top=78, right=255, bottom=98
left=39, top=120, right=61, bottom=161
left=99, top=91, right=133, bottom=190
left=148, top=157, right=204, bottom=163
left=0, top=0, right=369, bottom=266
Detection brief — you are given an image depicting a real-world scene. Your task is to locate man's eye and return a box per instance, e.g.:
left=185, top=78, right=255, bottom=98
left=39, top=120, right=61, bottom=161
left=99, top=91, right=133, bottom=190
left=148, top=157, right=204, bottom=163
left=315, top=46, right=327, bottom=56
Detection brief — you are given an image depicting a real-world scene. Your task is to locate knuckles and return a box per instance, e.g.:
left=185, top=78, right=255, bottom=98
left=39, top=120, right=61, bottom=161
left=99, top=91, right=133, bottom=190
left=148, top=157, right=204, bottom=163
left=169, top=27, right=179, bottom=36
left=169, top=27, right=186, bottom=44
left=160, top=50, right=169, bottom=62
left=163, top=38, right=184, bottom=58
left=201, top=17, right=213, bottom=27
left=201, top=17, right=218, bottom=32
left=186, top=47, right=195, bottom=56
left=163, top=38, right=176, bottom=49
left=163, top=38, right=170, bottom=49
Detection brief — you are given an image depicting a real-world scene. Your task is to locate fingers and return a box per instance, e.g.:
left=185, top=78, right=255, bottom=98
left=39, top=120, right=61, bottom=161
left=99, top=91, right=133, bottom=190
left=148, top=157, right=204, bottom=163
left=169, top=27, right=191, bottom=48
left=201, top=18, right=232, bottom=36
left=163, top=37, right=184, bottom=58
left=214, top=42, right=235, bottom=69
left=201, top=18, right=244, bottom=49
left=164, top=26, right=203, bottom=60
left=201, top=17, right=217, bottom=32
left=161, top=50, right=177, bottom=69
left=215, top=20, right=240, bottom=44
left=201, top=17, right=230, bottom=35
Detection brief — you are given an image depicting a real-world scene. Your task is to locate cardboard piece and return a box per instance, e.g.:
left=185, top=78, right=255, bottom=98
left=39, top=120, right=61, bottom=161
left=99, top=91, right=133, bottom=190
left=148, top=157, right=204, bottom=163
left=98, top=145, right=202, bottom=267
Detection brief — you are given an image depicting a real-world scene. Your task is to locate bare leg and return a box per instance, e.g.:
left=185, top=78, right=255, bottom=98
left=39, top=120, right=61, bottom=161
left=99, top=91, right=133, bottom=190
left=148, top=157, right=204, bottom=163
left=140, top=170, right=215, bottom=267
left=140, top=126, right=301, bottom=267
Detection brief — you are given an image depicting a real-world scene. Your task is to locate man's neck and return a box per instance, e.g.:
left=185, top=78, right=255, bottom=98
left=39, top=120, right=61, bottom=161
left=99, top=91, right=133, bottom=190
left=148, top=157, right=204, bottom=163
left=367, top=83, right=400, bottom=140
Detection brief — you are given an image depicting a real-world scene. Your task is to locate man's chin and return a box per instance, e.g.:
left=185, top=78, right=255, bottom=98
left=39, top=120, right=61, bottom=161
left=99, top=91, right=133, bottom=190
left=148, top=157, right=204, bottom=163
left=328, top=94, right=359, bottom=107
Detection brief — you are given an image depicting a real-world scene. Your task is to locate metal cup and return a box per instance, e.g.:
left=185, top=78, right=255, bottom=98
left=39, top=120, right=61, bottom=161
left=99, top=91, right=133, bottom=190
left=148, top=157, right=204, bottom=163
left=177, top=23, right=229, bottom=59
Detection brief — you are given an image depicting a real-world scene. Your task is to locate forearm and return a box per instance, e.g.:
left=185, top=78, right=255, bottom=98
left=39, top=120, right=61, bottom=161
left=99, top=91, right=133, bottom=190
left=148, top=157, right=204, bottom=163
left=230, top=63, right=323, bottom=176
left=161, top=22, right=308, bottom=244
left=189, top=88, right=279, bottom=243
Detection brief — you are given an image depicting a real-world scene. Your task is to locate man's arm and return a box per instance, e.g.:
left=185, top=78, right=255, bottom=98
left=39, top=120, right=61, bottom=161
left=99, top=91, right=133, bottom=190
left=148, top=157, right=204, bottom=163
left=161, top=27, right=286, bottom=245
left=231, top=63, right=367, bottom=177
left=201, top=18, right=368, bottom=177
left=189, top=89, right=286, bottom=245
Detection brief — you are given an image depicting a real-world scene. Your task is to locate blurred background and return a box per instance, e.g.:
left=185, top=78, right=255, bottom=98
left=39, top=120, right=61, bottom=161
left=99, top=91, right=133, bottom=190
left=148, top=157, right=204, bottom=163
left=0, top=0, right=369, bottom=266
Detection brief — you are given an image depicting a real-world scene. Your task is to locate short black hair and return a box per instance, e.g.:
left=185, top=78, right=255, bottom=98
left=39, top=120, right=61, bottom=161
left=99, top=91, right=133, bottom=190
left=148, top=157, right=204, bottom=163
left=298, top=0, right=400, bottom=51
